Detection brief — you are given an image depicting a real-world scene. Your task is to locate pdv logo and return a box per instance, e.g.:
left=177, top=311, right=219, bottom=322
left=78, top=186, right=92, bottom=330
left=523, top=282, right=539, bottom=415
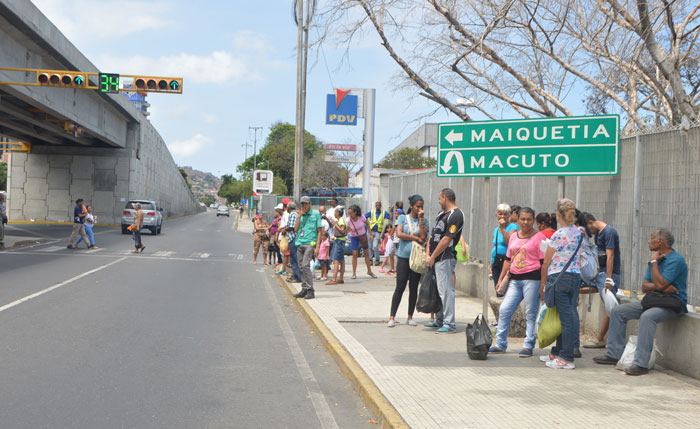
left=326, top=88, right=358, bottom=125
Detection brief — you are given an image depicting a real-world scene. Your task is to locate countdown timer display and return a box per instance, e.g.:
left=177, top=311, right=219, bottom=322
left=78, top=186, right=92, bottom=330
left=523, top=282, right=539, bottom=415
left=99, top=73, right=120, bottom=93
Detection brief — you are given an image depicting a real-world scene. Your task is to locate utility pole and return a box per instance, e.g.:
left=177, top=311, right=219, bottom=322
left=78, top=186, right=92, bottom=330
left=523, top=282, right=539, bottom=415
left=293, top=0, right=313, bottom=202
left=249, top=126, right=262, bottom=172
left=241, top=141, right=252, bottom=161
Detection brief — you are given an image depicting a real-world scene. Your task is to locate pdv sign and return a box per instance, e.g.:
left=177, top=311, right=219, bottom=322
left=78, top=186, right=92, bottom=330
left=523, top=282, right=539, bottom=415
left=326, top=88, right=358, bottom=125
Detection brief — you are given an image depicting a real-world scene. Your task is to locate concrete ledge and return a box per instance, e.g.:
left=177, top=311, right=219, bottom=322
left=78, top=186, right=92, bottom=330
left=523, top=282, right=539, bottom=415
left=275, top=275, right=409, bottom=429
left=0, top=237, right=48, bottom=250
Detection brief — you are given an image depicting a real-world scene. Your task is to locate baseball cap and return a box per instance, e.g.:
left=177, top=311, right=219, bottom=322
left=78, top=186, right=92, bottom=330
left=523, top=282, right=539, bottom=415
left=300, top=196, right=311, bottom=204
left=275, top=203, right=284, bottom=210
left=396, top=209, right=404, bottom=215
left=282, top=198, right=291, bottom=205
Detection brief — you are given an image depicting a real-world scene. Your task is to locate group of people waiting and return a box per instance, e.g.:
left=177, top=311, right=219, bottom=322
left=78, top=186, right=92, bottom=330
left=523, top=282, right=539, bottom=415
left=485, top=199, right=687, bottom=374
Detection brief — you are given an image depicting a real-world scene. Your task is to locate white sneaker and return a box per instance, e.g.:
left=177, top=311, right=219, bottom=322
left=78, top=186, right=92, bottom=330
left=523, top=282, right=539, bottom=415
left=539, top=353, right=557, bottom=363
left=387, top=320, right=396, bottom=328
left=546, top=358, right=576, bottom=370
left=407, top=319, right=417, bottom=326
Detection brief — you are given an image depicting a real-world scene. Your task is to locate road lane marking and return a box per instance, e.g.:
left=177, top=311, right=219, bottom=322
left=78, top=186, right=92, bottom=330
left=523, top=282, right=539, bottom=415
left=237, top=254, right=244, bottom=260
left=85, top=248, right=103, bottom=254
left=199, top=253, right=210, bottom=259
left=0, top=257, right=127, bottom=314
left=261, top=275, right=339, bottom=429
left=153, top=251, right=175, bottom=257
left=37, top=246, right=64, bottom=252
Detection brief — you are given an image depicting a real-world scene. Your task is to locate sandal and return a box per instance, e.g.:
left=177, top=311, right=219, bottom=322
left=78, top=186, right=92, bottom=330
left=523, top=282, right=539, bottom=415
left=337, top=280, right=344, bottom=284
left=139, top=246, right=146, bottom=253
left=326, top=280, right=339, bottom=285
left=368, top=272, right=377, bottom=279
left=351, top=275, right=357, bottom=279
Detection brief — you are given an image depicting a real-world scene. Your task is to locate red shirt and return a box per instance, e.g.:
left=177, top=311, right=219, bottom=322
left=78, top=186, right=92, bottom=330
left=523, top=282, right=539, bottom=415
left=540, top=229, right=555, bottom=239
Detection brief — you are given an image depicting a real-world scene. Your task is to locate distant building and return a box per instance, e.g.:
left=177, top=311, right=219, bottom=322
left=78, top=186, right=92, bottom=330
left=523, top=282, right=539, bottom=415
left=382, top=123, right=438, bottom=161
left=123, top=83, right=150, bottom=117
left=354, top=167, right=425, bottom=206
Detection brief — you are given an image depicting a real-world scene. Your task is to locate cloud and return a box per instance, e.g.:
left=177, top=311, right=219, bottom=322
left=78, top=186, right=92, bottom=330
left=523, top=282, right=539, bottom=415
left=203, top=113, right=218, bottom=124
left=32, top=0, right=174, bottom=41
left=95, top=50, right=262, bottom=85
left=233, top=30, right=270, bottom=52
left=168, top=133, right=213, bottom=159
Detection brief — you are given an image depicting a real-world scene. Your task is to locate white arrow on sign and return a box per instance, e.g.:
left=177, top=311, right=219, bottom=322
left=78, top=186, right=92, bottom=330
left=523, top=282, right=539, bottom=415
left=445, top=129, right=463, bottom=145
left=441, top=151, right=465, bottom=174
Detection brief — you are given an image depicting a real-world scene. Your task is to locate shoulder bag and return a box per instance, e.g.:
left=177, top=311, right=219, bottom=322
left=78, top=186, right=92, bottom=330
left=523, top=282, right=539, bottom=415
left=641, top=291, right=684, bottom=313
left=407, top=216, right=427, bottom=274
left=349, top=217, right=369, bottom=250
left=544, top=234, right=583, bottom=308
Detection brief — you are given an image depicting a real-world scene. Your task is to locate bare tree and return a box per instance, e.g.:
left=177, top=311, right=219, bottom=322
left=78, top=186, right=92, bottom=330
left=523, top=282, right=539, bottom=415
left=315, top=0, right=700, bottom=128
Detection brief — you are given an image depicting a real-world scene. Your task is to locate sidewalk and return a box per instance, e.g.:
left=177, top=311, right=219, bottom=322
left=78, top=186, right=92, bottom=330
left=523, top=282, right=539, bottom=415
left=279, top=269, right=700, bottom=428
left=0, top=234, right=47, bottom=249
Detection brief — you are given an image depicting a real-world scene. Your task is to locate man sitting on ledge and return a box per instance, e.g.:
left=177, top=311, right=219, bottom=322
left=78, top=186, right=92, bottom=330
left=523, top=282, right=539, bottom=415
left=593, top=229, right=688, bottom=376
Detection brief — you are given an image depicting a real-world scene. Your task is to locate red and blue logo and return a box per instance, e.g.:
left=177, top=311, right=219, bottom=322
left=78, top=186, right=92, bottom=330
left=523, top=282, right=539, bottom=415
left=326, top=88, right=358, bottom=125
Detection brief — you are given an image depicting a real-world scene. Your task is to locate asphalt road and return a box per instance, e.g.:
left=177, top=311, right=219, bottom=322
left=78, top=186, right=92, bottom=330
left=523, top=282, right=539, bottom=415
left=0, top=212, right=374, bottom=428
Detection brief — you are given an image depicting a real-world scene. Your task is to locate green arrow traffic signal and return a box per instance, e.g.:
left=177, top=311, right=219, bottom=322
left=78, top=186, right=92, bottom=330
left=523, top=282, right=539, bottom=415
left=74, top=75, right=84, bottom=86
left=169, top=80, right=179, bottom=90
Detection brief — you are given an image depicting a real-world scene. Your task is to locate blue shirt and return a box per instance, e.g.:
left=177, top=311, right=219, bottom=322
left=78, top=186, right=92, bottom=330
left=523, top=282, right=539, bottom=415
left=596, top=225, right=621, bottom=275
left=395, top=214, right=428, bottom=259
left=74, top=205, right=84, bottom=224
left=491, top=223, right=519, bottom=264
left=644, top=250, right=688, bottom=305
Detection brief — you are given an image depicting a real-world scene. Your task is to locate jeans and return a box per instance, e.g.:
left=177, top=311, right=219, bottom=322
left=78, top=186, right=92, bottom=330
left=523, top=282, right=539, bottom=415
left=390, top=257, right=421, bottom=317
left=547, top=271, right=581, bottom=362
left=297, top=244, right=315, bottom=291
left=434, top=258, right=457, bottom=330
left=76, top=224, right=95, bottom=246
left=132, top=229, right=142, bottom=249
left=495, top=279, right=540, bottom=351
left=606, top=301, right=681, bottom=368
left=289, top=242, right=301, bottom=282
left=370, top=231, right=381, bottom=263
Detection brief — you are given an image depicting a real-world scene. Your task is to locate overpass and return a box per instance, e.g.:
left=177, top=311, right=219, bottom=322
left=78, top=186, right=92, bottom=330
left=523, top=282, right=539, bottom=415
left=0, top=0, right=202, bottom=224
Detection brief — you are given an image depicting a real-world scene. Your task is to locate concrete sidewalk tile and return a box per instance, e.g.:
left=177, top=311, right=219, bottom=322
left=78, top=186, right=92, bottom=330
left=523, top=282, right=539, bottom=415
left=283, top=271, right=700, bottom=428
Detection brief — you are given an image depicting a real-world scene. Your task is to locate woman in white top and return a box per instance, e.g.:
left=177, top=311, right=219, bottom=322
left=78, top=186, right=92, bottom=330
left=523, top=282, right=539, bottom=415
left=76, top=205, right=98, bottom=249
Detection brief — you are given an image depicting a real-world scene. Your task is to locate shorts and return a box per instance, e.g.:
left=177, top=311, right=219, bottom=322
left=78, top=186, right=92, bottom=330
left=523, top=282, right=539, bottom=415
left=349, top=236, right=369, bottom=251
left=332, top=240, right=346, bottom=262
left=384, top=240, right=395, bottom=257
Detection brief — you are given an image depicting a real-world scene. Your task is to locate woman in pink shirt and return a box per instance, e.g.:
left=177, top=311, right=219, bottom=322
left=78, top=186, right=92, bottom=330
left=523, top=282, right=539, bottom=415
left=347, top=205, right=377, bottom=280
left=490, top=207, right=546, bottom=357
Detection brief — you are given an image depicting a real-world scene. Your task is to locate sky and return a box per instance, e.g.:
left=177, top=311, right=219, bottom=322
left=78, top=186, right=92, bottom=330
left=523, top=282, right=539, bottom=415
left=30, top=0, right=461, bottom=178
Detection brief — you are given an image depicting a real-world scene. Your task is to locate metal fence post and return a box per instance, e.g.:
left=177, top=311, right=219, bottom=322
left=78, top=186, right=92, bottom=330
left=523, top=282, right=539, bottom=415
left=483, top=177, right=491, bottom=322
left=469, top=177, right=475, bottom=245
left=630, top=134, right=643, bottom=299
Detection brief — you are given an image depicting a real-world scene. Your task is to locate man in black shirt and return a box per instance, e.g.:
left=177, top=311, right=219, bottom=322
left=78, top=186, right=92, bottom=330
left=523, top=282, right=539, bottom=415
left=425, top=188, right=465, bottom=333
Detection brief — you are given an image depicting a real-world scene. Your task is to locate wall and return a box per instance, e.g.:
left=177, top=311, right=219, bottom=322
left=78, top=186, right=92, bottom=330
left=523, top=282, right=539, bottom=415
left=388, top=124, right=700, bottom=307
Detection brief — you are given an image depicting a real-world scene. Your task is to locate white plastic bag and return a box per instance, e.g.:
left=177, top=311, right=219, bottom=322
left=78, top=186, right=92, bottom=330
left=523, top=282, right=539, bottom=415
left=603, top=289, right=619, bottom=314
left=539, top=239, right=551, bottom=254
left=535, top=303, right=548, bottom=334
left=615, top=335, right=661, bottom=371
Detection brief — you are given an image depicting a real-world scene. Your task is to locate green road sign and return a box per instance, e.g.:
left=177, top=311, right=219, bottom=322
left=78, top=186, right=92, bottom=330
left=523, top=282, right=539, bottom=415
left=437, top=115, right=619, bottom=177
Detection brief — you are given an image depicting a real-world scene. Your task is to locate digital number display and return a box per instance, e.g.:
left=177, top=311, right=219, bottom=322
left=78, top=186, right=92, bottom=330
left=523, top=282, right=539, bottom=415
left=99, top=73, right=120, bottom=93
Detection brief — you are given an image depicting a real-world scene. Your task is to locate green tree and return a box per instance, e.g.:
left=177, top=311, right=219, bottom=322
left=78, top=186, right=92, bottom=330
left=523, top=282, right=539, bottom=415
left=198, top=194, right=216, bottom=206
left=376, top=148, right=437, bottom=169
left=179, top=168, right=192, bottom=190
left=0, top=162, right=6, bottom=190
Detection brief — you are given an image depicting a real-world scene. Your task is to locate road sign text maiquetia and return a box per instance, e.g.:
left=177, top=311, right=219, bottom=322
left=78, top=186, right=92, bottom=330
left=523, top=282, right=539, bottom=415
left=437, top=115, right=619, bottom=177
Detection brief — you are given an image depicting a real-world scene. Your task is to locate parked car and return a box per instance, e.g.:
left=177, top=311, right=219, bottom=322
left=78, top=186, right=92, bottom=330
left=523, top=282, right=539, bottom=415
left=210, top=204, right=217, bottom=208
left=217, top=206, right=230, bottom=217
left=121, top=200, right=163, bottom=235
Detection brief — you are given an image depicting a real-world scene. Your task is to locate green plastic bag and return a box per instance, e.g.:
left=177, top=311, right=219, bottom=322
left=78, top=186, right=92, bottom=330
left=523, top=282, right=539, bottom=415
left=537, top=307, right=562, bottom=348
left=455, top=242, right=469, bottom=263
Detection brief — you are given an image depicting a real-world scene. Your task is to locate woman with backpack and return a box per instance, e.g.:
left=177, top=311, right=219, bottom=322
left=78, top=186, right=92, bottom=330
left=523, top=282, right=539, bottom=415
left=539, top=199, right=584, bottom=370
left=489, top=207, right=545, bottom=357
left=387, top=195, right=427, bottom=328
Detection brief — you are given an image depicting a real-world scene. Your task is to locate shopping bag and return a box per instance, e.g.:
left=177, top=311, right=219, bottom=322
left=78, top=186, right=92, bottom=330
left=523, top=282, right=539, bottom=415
left=537, top=307, right=562, bottom=348
left=279, top=236, right=289, bottom=254
left=455, top=242, right=469, bottom=263
left=603, top=289, right=619, bottom=314
left=535, top=303, right=548, bottom=334
left=615, top=335, right=661, bottom=371
left=466, top=314, right=493, bottom=360
left=416, top=267, right=442, bottom=314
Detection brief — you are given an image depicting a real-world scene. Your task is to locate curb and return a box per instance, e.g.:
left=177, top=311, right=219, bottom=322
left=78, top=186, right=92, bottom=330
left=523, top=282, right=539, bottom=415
left=9, top=220, right=120, bottom=227
left=275, top=275, right=409, bottom=429
left=1, top=237, right=48, bottom=250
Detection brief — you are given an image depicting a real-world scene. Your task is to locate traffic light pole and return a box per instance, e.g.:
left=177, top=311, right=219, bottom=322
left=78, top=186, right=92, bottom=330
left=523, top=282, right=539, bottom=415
left=293, top=0, right=311, bottom=203
left=362, top=88, right=376, bottom=213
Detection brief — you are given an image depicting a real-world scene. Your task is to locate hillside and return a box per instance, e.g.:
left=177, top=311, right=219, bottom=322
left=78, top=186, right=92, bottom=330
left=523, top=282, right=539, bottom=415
left=180, top=166, right=221, bottom=195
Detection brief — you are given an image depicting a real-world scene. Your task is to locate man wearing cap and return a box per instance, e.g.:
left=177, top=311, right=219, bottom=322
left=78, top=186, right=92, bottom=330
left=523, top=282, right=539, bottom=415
left=283, top=202, right=302, bottom=282
left=293, top=196, right=323, bottom=299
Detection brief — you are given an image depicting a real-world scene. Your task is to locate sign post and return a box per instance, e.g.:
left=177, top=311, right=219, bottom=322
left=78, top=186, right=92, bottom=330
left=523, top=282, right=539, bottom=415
left=253, top=170, right=274, bottom=195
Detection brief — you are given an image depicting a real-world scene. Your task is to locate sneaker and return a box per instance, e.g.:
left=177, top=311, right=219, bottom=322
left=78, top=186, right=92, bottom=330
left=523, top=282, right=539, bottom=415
left=304, top=290, right=315, bottom=300
left=436, top=326, right=456, bottom=334
left=387, top=320, right=396, bottom=328
left=424, top=321, right=440, bottom=328
left=624, top=364, right=649, bottom=376
left=388, top=270, right=396, bottom=275
left=67, top=245, right=74, bottom=249
left=519, top=348, right=533, bottom=358
left=489, top=346, right=505, bottom=354
left=593, top=355, right=618, bottom=365
left=293, top=289, right=308, bottom=298
left=378, top=269, right=385, bottom=273
left=276, top=270, right=286, bottom=275
left=583, top=339, right=607, bottom=348
left=546, top=358, right=576, bottom=370
left=407, top=319, right=417, bottom=326
left=539, top=353, right=558, bottom=363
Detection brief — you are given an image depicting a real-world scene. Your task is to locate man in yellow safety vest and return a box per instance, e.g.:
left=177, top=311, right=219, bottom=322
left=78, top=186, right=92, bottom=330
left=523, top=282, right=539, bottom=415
left=364, top=201, right=392, bottom=266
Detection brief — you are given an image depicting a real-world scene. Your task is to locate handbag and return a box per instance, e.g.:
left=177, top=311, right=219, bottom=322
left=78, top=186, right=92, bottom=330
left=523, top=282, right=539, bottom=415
left=544, top=234, right=583, bottom=308
left=406, top=216, right=427, bottom=274
left=349, top=217, right=369, bottom=250
left=641, top=291, right=684, bottom=313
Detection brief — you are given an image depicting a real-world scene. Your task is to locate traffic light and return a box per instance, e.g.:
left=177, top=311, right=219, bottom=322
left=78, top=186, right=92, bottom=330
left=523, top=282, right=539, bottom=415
left=36, top=70, right=88, bottom=88
left=133, top=76, right=183, bottom=93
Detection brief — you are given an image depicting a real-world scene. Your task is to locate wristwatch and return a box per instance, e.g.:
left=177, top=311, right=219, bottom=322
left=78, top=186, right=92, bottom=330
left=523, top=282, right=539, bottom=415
left=648, top=259, right=657, bottom=266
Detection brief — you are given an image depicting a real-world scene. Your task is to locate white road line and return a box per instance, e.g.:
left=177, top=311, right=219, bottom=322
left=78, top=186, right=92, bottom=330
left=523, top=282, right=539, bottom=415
left=0, top=257, right=127, bottom=314
left=37, top=246, right=64, bottom=252
left=153, top=251, right=175, bottom=257
left=85, top=248, right=103, bottom=254
left=237, top=254, right=244, bottom=260
left=199, top=253, right=210, bottom=259
left=189, top=252, right=201, bottom=258
left=261, top=275, right=339, bottom=429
